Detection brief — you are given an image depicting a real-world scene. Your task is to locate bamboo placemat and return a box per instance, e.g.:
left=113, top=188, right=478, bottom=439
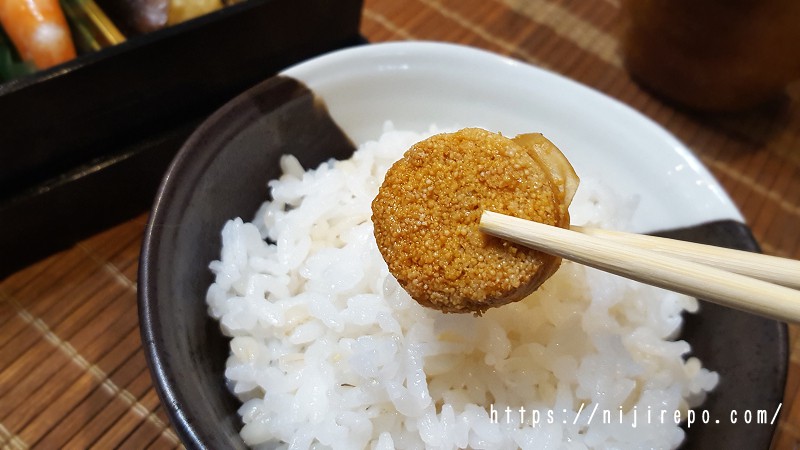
left=1, top=0, right=798, bottom=448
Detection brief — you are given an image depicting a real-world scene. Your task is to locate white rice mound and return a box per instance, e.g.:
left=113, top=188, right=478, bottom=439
left=206, top=123, right=718, bottom=450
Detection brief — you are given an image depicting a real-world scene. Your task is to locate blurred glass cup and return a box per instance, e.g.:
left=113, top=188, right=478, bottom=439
left=619, top=0, right=800, bottom=112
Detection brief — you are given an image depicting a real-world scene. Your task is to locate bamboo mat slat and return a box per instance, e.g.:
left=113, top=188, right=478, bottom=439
left=1, top=0, right=798, bottom=448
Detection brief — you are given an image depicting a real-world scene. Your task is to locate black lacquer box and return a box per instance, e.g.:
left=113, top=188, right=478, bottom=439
left=0, top=0, right=364, bottom=276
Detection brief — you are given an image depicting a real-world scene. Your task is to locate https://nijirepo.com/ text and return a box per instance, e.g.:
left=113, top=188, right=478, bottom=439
left=489, top=402, right=782, bottom=429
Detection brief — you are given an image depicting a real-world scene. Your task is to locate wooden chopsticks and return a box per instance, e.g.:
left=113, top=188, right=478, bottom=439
left=479, top=210, right=800, bottom=324
left=571, top=225, right=800, bottom=290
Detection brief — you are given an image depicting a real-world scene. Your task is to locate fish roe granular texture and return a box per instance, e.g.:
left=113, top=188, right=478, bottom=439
left=371, top=128, right=569, bottom=314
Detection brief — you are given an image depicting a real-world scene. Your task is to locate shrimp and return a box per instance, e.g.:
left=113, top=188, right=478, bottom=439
left=0, top=0, right=77, bottom=69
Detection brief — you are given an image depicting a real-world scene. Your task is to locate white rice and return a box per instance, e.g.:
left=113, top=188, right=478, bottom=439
left=206, top=123, right=718, bottom=450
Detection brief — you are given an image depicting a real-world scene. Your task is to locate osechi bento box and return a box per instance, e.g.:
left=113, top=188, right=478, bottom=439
left=0, top=0, right=364, bottom=276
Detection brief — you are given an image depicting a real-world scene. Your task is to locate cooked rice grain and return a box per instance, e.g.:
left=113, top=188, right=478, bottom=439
left=207, top=123, right=717, bottom=450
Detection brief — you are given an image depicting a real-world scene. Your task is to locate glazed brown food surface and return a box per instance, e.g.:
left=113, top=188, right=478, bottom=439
left=371, top=128, right=573, bottom=314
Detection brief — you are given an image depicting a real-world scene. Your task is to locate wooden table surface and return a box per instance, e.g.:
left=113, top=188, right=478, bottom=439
left=1, top=0, right=798, bottom=448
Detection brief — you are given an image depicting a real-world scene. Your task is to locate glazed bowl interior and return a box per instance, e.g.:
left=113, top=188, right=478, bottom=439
left=138, top=42, right=787, bottom=450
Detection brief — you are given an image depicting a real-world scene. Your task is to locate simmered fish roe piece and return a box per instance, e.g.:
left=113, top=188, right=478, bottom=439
left=371, top=128, right=578, bottom=313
